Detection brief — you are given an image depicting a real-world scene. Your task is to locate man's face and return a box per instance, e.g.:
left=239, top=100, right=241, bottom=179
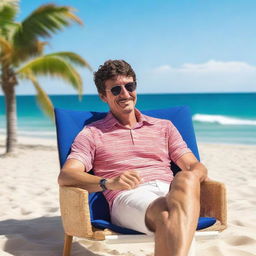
left=100, top=75, right=137, bottom=115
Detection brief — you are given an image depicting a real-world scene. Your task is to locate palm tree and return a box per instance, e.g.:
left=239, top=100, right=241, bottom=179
left=0, top=0, right=91, bottom=154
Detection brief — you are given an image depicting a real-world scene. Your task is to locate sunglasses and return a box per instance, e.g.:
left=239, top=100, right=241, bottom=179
left=106, top=82, right=137, bottom=96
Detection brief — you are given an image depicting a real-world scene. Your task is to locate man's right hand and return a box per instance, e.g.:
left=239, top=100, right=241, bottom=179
left=106, top=170, right=141, bottom=191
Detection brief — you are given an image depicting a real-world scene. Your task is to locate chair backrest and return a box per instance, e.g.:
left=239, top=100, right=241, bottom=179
left=55, top=106, right=200, bottom=222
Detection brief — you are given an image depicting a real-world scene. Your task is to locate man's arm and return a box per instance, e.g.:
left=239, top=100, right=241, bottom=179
left=58, top=159, right=141, bottom=192
left=176, top=152, right=208, bottom=182
left=58, top=159, right=104, bottom=192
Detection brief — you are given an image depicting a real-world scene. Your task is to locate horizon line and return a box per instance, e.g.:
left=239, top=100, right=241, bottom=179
left=1, top=91, right=256, bottom=97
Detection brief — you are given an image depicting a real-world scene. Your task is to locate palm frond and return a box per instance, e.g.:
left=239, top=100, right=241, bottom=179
left=46, top=52, right=92, bottom=70
left=0, top=0, right=19, bottom=39
left=0, top=0, right=19, bottom=24
left=12, top=4, right=82, bottom=64
left=0, top=36, right=13, bottom=64
left=17, top=55, right=83, bottom=95
left=26, top=73, right=54, bottom=119
left=14, top=4, right=82, bottom=44
left=0, top=0, right=19, bottom=9
left=12, top=39, right=47, bottom=65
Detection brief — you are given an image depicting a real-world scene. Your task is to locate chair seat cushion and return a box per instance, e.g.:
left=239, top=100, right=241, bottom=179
left=197, top=217, right=217, bottom=230
left=91, top=220, right=142, bottom=234
left=91, top=217, right=216, bottom=234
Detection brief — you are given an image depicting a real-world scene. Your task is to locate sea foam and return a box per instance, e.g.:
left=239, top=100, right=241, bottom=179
left=193, top=114, right=256, bottom=125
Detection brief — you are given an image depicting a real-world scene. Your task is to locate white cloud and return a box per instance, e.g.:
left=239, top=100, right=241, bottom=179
left=153, top=60, right=256, bottom=73
left=154, top=65, right=174, bottom=72
left=138, top=60, right=256, bottom=93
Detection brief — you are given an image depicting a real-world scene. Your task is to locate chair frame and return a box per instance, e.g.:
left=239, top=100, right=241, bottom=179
left=59, top=180, right=227, bottom=256
left=55, top=106, right=227, bottom=256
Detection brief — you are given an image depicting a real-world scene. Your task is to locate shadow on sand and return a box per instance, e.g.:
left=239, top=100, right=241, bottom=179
left=0, top=216, right=99, bottom=256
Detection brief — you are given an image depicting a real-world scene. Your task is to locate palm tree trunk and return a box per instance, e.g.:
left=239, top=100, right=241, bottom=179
left=4, top=85, right=17, bottom=153
left=1, top=68, right=18, bottom=154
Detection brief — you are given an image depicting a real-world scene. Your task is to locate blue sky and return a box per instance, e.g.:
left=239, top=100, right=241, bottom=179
left=6, top=0, right=256, bottom=94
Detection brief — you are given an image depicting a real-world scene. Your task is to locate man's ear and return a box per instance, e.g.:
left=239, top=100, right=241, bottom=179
left=99, top=93, right=107, bottom=103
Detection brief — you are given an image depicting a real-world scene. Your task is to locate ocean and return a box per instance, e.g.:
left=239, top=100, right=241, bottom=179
left=0, top=93, right=256, bottom=145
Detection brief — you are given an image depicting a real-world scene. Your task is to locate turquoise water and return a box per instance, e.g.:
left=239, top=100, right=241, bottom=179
left=0, top=93, right=256, bottom=145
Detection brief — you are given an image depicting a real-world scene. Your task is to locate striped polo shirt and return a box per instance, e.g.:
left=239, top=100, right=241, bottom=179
left=67, top=109, right=191, bottom=209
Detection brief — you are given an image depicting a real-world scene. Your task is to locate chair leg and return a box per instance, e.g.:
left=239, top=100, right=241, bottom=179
left=63, top=234, right=73, bottom=256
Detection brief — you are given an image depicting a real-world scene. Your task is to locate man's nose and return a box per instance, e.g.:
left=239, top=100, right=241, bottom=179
left=119, top=85, right=130, bottom=97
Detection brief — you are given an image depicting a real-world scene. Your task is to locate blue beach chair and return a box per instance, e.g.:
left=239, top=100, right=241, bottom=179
left=55, top=106, right=227, bottom=256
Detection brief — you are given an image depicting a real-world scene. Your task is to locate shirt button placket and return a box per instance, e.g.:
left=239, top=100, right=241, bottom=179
left=130, top=129, right=135, bottom=145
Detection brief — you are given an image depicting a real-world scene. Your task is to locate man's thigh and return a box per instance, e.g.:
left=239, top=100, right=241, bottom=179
left=111, top=181, right=169, bottom=234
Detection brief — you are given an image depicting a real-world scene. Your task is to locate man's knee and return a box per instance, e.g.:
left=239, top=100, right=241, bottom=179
left=173, top=171, right=199, bottom=192
left=167, top=172, right=200, bottom=216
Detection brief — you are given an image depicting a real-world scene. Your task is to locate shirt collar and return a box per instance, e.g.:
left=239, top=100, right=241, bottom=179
left=103, top=108, right=155, bottom=130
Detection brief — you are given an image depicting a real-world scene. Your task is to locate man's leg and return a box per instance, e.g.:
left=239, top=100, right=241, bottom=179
left=145, top=171, right=201, bottom=256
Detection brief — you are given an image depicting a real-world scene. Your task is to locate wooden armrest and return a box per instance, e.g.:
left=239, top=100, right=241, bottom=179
left=59, top=186, right=93, bottom=238
left=200, top=180, right=227, bottom=230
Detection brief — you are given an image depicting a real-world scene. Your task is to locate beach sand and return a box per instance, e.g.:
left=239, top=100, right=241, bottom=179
left=0, top=135, right=255, bottom=256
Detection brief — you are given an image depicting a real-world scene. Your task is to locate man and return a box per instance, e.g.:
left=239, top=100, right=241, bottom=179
left=58, top=60, right=208, bottom=256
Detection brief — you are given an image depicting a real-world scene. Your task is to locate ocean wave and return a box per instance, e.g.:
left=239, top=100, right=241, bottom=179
left=19, top=130, right=56, bottom=137
left=0, top=128, right=56, bottom=137
left=193, top=114, right=256, bottom=125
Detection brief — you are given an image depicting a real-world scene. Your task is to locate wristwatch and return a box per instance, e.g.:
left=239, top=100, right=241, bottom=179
left=99, top=179, right=108, bottom=191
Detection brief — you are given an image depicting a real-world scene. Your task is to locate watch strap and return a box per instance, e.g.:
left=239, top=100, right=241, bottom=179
left=99, top=179, right=107, bottom=191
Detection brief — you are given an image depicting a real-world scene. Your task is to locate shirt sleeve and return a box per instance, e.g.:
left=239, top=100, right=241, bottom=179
left=67, top=127, right=95, bottom=172
left=167, top=121, right=192, bottom=163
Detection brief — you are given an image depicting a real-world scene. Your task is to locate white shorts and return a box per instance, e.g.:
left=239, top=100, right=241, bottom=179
left=111, top=180, right=170, bottom=235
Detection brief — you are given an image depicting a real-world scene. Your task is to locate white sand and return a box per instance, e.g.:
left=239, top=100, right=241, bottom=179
left=0, top=136, right=256, bottom=256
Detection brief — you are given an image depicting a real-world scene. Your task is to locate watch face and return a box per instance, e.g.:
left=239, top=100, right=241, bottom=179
left=100, top=179, right=107, bottom=191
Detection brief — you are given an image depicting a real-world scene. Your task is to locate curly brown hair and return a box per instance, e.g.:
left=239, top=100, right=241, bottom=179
left=94, top=60, right=136, bottom=95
